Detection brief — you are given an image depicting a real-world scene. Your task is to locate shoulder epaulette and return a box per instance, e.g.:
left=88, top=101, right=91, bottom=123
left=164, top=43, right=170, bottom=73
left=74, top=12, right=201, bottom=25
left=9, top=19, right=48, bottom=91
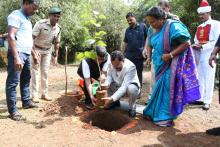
left=38, top=19, right=48, bottom=24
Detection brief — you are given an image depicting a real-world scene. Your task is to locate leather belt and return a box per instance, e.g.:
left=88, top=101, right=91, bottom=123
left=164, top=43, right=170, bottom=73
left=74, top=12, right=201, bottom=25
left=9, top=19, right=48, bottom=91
left=34, top=44, right=50, bottom=50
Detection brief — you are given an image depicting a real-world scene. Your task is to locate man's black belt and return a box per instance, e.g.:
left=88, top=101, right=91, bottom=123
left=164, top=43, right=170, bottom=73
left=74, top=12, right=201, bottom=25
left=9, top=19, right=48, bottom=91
left=35, top=44, right=50, bottom=50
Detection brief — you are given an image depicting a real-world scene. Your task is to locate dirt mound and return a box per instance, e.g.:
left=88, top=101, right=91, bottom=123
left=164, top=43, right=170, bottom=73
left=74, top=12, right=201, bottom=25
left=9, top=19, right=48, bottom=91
left=42, top=95, right=86, bottom=117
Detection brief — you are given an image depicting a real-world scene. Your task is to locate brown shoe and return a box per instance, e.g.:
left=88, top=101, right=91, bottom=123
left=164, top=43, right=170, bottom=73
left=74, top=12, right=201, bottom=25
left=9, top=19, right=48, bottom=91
left=41, top=95, right=52, bottom=101
left=32, top=97, right=40, bottom=103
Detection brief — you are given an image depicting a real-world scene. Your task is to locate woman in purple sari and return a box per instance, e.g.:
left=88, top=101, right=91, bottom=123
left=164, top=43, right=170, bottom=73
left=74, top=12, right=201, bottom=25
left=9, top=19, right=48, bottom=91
left=143, top=7, right=200, bottom=127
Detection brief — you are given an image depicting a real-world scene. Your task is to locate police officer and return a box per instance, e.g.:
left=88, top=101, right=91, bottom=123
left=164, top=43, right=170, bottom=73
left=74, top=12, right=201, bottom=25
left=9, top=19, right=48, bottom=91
left=31, top=7, right=62, bottom=102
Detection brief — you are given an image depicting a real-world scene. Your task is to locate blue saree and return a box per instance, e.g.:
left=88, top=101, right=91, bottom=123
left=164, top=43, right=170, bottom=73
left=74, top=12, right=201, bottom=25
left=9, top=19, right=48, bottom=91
left=143, top=19, right=201, bottom=123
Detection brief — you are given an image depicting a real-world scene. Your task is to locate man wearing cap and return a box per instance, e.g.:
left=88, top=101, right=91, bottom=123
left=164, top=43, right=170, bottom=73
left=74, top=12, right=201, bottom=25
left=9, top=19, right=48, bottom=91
left=31, top=7, right=62, bottom=102
left=77, top=46, right=111, bottom=109
left=192, top=0, right=220, bottom=110
left=6, top=0, right=40, bottom=121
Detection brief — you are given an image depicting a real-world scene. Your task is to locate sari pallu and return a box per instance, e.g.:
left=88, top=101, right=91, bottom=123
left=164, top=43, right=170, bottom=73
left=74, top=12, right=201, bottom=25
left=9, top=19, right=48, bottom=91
left=144, top=20, right=200, bottom=122
left=164, top=20, right=201, bottom=116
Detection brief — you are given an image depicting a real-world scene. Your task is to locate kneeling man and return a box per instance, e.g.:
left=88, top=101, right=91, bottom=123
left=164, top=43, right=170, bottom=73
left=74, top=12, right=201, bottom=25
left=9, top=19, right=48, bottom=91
left=103, top=51, right=140, bottom=117
left=77, top=46, right=111, bottom=109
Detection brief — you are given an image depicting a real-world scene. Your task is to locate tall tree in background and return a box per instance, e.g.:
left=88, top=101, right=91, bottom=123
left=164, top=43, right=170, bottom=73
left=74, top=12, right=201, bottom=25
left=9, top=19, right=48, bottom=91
left=0, top=0, right=130, bottom=63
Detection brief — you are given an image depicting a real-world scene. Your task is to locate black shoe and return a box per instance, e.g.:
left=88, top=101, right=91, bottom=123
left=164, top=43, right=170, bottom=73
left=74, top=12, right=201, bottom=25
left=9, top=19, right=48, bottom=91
left=104, top=100, right=120, bottom=110
left=202, top=104, right=210, bottom=110
left=85, top=103, right=95, bottom=110
left=206, top=127, right=220, bottom=136
left=9, top=111, right=23, bottom=121
left=128, top=109, right=136, bottom=118
left=22, top=102, right=38, bottom=109
left=189, top=101, right=204, bottom=105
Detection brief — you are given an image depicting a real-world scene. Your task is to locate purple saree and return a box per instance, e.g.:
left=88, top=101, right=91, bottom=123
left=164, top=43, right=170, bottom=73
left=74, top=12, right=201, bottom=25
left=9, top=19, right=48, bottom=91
left=164, top=20, right=201, bottom=116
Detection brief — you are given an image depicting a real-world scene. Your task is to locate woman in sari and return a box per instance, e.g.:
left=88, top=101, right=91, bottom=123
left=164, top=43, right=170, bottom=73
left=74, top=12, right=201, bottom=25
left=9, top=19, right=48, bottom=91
left=143, top=7, right=201, bottom=127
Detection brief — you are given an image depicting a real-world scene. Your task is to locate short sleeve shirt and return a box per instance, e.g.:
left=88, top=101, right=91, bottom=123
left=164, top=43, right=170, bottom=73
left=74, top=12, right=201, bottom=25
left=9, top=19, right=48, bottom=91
left=215, top=35, right=220, bottom=47
left=7, top=9, right=33, bottom=54
left=124, top=23, right=148, bottom=59
left=33, top=19, right=61, bottom=49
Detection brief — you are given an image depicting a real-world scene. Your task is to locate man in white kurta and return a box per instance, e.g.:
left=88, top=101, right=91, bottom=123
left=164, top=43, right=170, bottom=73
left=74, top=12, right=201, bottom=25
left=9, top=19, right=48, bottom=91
left=192, top=0, right=220, bottom=110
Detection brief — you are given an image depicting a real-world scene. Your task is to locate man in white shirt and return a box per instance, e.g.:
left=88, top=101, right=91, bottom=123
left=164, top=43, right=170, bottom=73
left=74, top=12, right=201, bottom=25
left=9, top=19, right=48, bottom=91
left=77, top=46, right=111, bottom=109
left=103, top=51, right=140, bottom=117
left=192, top=0, right=220, bottom=110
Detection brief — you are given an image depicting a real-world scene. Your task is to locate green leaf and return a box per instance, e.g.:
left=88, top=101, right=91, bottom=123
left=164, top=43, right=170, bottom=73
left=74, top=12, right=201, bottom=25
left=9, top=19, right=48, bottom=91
left=76, top=52, right=85, bottom=61
left=95, top=31, right=107, bottom=37
left=98, top=14, right=106, bottom=20
left=93, top=23, right=101, bottom=27
left=85, top=39, right=96, bottom=46
left=93, top=10, right=99, bottom=16
left=96, top=40, right=106, bottom=47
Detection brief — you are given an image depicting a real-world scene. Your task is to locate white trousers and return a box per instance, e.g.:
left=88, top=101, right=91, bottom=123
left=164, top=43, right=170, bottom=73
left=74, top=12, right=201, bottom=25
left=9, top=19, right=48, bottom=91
left=31, top=50, right=51, bottom=98
left=108, top=82, right=139, bottom=111
left=197, top=60, right=216, bottom=104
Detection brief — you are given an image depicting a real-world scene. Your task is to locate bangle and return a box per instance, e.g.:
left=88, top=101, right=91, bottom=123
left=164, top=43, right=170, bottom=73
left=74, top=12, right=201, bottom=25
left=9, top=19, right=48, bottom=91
left=170, top=52, right=174, bottom=58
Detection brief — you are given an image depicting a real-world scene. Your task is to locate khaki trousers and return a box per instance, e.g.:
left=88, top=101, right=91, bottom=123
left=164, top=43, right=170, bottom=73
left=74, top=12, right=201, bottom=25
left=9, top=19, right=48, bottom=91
left=31, top=49, right=51, bottom=98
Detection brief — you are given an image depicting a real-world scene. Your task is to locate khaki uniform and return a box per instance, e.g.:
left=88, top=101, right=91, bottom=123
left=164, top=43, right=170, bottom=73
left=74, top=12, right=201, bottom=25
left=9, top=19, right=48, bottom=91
left=31, top=19, right=61, bottom=98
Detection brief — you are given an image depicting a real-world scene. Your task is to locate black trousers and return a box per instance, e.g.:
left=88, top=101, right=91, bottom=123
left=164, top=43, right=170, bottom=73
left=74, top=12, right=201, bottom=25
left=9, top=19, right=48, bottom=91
left=127, top=58, right=144, bottom=88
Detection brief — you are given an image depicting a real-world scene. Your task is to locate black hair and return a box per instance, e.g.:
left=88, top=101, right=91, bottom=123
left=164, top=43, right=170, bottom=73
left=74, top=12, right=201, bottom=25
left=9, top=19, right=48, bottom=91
left=95, top=46, right=107, bottom=58
left=49, top=12, right=61, bottom=15
left=126, top=12, right=136, bottom=19
left=111, top=50, right=124, bottom=61
left=145, top=6, right=166, bottom=20
left=23, top=0, right=40, bottom=5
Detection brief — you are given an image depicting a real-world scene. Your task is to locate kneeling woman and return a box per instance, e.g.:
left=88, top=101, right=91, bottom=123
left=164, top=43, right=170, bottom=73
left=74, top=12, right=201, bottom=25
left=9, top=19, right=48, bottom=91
left=143, top=7, right=200, bottom=127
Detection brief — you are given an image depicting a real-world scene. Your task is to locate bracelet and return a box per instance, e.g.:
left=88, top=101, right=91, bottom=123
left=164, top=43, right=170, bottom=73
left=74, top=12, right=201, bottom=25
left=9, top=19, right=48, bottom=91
left=169, top=52, right=174, bottom=58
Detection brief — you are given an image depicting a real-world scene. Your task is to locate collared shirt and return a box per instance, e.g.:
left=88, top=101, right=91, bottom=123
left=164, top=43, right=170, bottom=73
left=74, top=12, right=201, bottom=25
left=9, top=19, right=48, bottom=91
left=33, top=19, right=61, bottom=49
left=7, top=9, right=33, bottom=54
left=124, top=23, right=148, bottom=59
left=194, top=17, right=220, bottom=61
left=104, top=58, right=140, bottom=101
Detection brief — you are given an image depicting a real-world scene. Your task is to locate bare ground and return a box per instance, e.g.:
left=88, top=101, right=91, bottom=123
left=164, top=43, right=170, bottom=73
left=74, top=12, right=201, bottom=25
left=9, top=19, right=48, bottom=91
left=0, top=65, right=220, bottom=147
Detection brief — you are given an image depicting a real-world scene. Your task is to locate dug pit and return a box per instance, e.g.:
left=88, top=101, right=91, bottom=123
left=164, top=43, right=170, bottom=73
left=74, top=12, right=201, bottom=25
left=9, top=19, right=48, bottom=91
left=80, top=110, right=131, bottom=132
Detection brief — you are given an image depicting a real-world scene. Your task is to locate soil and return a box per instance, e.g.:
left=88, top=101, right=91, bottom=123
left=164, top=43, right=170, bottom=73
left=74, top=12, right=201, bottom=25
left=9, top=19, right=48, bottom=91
left=0, top=65, right=220, bottom=147
left=96, top=89, right=107, bottom=106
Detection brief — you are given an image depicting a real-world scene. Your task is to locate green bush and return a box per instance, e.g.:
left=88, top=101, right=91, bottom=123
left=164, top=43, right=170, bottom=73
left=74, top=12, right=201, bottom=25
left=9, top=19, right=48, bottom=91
left=0, top=0, right=130, bottom=64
